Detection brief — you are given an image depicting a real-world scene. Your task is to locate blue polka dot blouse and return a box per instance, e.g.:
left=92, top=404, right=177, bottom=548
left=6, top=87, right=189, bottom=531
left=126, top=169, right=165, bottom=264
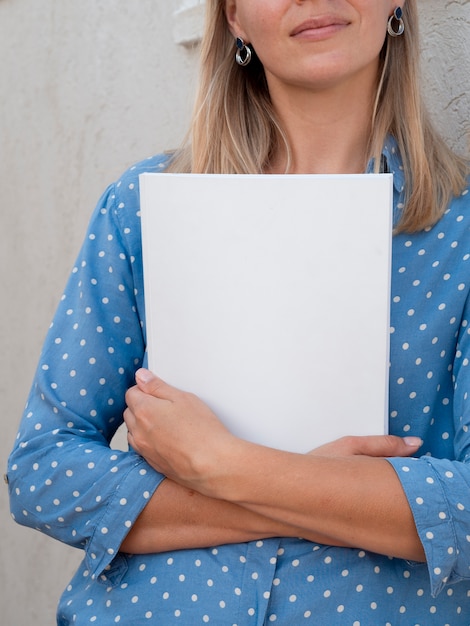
left=7, top=142, right=470, bottom=624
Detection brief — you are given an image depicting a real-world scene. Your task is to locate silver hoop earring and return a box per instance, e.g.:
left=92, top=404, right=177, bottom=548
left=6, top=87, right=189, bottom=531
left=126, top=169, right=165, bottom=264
left=235, top=37, right=252, bottom=66
left=387, top=7, right=405, bottom=37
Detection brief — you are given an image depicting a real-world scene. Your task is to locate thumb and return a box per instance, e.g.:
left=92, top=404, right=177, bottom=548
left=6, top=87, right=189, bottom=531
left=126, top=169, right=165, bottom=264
left=135, top=368, right=176, bottom=400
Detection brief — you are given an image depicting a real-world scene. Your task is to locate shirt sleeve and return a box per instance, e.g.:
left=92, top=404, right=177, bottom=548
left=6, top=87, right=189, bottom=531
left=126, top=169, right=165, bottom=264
left=7, top=173, right=165, bottom=580
left=387, top=295, right=470, bottom=597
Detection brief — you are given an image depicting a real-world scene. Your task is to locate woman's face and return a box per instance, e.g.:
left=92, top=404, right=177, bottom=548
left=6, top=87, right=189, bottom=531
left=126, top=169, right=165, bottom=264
left=225, top=0, right=400, bottom=94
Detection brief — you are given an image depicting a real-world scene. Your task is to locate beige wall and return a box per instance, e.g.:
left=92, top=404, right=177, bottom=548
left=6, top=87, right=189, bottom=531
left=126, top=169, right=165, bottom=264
left=0, top=2, right=199, bottom=623
left=0, top=1, right=468, bottom=623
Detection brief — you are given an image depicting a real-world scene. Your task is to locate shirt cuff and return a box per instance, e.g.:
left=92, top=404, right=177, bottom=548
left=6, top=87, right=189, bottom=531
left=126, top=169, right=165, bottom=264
left=387, top=456, right=460, bottom=597
left=85, top=453, right=165, bottom=579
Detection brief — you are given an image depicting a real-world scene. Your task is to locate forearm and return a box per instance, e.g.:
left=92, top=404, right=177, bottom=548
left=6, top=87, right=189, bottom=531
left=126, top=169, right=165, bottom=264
left=124, top=373, right=425, bottom=560
left=120, top=477, right=350, bottom=554
left=203, top=441, right=425, bottom=562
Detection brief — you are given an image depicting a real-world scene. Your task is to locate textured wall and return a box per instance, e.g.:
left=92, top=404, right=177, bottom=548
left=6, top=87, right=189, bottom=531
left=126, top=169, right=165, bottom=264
left=419, top=0, right=470, bottom=154
left=0, top=1, right=468, bottom=624
left=0, top=2, right=198, bottom=624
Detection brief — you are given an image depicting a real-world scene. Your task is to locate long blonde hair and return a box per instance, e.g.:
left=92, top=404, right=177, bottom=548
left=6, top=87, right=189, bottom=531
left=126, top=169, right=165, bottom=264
left=167, top=0, right=468, bottom=233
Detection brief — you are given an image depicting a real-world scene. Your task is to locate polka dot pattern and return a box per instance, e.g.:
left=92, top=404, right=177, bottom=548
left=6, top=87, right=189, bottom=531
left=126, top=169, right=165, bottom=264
left=7, top=144, right=470, bottom=623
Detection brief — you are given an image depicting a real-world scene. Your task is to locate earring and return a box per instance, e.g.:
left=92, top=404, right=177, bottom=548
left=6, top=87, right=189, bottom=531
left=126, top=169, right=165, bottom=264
left=235, top=37, right=252, bottom=66
left=387, top=7, right=405, bottom=37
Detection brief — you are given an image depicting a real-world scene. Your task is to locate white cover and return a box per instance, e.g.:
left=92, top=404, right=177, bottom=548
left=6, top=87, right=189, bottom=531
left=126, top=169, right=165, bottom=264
left=140, top=173, right=392, bottom=453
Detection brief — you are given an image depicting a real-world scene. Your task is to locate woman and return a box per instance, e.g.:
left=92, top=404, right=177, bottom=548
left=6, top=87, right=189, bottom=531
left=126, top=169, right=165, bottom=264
left=8, top=0, right=470, bottom=623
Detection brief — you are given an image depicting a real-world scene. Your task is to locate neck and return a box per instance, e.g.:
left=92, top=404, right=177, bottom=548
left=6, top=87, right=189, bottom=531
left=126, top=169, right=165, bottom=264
left=266, top=76, right=377, bottom=175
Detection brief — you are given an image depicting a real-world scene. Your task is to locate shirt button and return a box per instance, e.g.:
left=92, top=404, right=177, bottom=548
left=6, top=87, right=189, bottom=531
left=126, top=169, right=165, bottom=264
left=3, top=473, right=9, bottom=485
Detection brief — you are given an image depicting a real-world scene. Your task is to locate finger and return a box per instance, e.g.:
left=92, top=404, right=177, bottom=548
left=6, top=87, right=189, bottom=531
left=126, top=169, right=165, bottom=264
left=127, top=428, right=136, bottom=451
left=124, top=384, right=145, bottom=412
left=344, top=434, right=423, bottom=457
left=122, top=406, right=135, bottom=432
left=135, top=368, right=180, bottom=400
left=309, top=434, right=423, bottom=458
left=124, top=408, right=134, bottom=443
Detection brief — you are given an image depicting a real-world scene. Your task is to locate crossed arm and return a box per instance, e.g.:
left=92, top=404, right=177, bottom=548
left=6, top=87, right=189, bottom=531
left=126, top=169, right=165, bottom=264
left=121, top=369, right=425, bottom=562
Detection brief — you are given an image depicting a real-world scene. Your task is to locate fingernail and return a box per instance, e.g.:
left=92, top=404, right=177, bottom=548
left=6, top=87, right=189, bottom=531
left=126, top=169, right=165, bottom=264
left=136, top=368, right=154, bottom=384
left=403, top=436, right=423, bottom=447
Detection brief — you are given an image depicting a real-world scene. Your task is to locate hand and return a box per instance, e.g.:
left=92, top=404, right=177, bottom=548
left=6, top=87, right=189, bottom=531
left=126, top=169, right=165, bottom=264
left=308, top=434, right=423, bottom=458
left=124, top=369, right=240, bottom=490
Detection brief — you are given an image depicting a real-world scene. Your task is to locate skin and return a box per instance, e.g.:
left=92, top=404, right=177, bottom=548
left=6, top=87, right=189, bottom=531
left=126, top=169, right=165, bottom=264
left=121, top=0, right=424, bottom=562
left=123, top=371, right=424, bottom=561
left=225, top=0, right=398, bottom=174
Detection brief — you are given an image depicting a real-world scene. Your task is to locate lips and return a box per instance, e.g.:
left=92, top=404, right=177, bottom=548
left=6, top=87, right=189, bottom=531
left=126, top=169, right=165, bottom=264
left=290, top=16, right=350, bottom=37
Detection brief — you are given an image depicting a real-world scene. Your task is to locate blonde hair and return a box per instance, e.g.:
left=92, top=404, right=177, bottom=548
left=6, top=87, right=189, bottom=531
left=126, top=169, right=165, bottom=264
left=167, top=0, right=468, bottom=233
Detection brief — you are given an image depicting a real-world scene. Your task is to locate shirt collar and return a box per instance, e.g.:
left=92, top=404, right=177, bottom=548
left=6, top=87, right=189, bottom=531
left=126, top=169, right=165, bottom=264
left=366, top=136, right=405, bottom=194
